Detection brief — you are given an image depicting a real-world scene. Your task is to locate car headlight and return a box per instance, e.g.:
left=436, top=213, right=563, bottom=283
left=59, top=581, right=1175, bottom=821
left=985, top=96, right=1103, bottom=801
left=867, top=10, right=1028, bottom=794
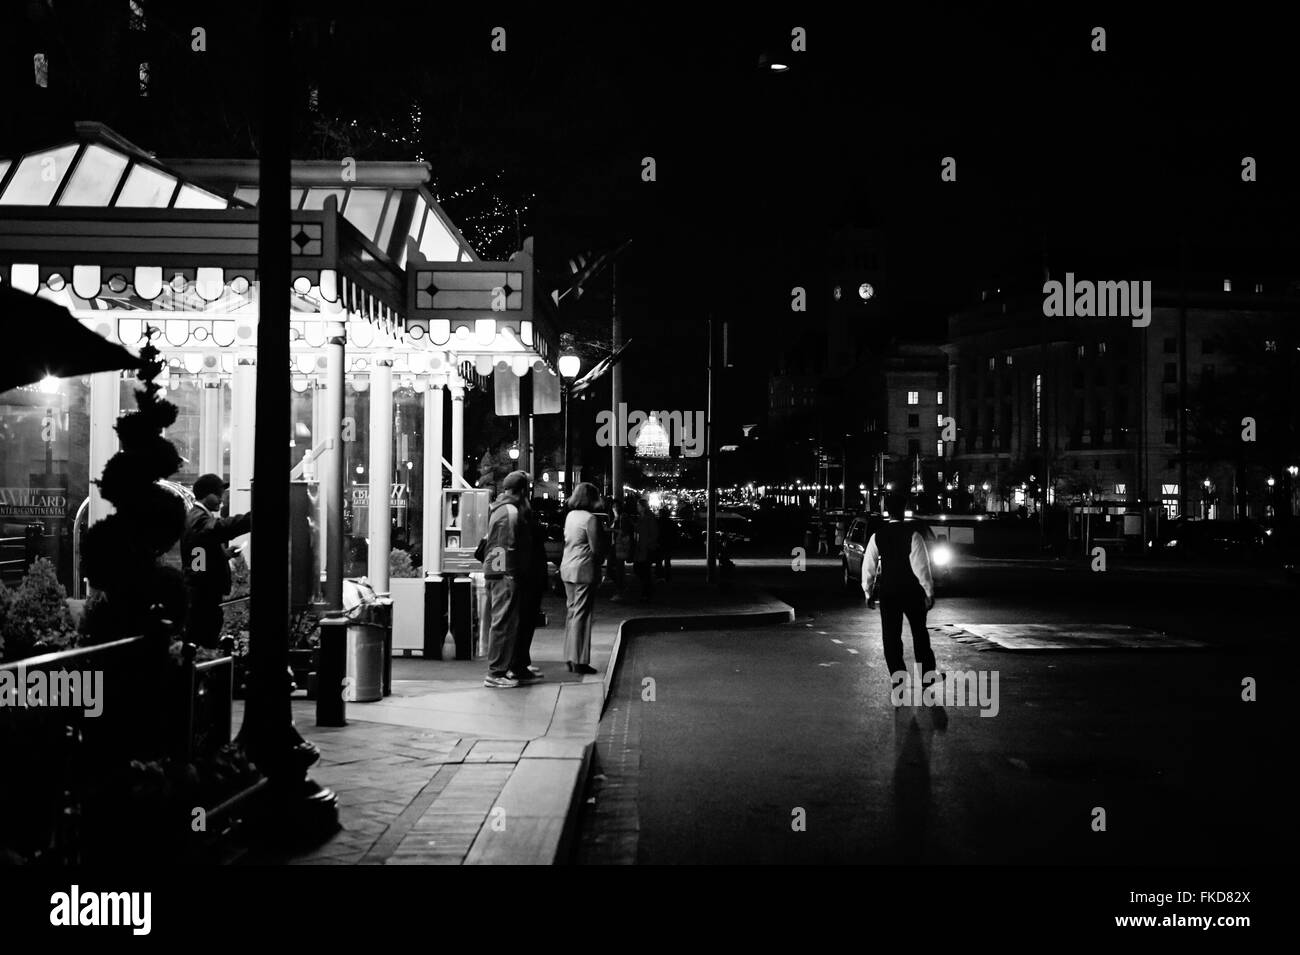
left=932, top=544, right=952, bottom=567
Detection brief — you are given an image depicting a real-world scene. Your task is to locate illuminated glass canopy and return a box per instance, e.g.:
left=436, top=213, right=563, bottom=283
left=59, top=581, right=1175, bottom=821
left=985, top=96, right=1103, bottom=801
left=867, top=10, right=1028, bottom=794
left=0, top=126, right=228, bottom=209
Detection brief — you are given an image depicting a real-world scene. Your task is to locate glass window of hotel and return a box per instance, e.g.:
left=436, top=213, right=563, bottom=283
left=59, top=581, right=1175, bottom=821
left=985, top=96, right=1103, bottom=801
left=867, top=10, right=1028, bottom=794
left=906, top=391, right=919, bottom=405
left=935, top=439, right=944, bottom=457
left=937, top=390, right=944, bottom=405
left=987, top=357, right=995, bottom=371
left=0, top=374, right=94, bottom=592
left=936, top=414, right=945, bottom=427
left=1097, top=341, right=1107, bottom=356
left=1004, top=354, right=1013, bottom=365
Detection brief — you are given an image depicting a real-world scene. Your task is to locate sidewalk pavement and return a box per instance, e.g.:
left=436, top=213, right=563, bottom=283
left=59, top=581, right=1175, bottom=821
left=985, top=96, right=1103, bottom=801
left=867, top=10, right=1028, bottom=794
left=240, top=570, right=793, bottom=865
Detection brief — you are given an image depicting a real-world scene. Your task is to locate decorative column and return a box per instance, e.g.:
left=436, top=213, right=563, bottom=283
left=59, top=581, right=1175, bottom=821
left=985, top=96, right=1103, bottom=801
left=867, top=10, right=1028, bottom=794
left=450, top=375, right=465, bottom=489
left=200, top=375, right=223, bottom=476
left=322, top=323, right=346, bottom=610
left=229, top=354, right=256, bottom=517
left=88, top=370, right=120, bottom=525
left=422, top=376, right=445, bottom=576
left=367, top=353, right=394, bottom=592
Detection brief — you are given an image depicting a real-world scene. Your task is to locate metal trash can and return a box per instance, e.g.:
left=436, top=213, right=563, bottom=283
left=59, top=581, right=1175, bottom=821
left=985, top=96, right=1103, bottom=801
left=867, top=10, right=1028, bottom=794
left=340, top=579, right=390, bottom=703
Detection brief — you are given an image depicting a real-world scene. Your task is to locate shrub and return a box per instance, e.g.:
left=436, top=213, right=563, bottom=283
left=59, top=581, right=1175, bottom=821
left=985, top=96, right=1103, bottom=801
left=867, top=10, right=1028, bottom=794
left=0, top=558, right=77, bottom=661
left=389, top=548, right=419, bottom=578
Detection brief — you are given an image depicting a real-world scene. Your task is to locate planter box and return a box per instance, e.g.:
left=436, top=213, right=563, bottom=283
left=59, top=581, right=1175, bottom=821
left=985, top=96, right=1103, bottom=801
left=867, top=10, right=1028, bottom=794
left=390, top=577, right=425, bottom=654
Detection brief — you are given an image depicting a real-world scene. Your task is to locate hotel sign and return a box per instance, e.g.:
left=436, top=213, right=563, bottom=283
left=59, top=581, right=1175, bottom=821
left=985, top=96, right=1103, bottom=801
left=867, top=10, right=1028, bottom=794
left=0, top=487, right=68, bottom=519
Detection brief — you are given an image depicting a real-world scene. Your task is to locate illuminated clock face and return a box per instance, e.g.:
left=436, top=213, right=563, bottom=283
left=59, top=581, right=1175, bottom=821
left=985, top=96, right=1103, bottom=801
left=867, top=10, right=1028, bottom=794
left=858, top=283, right=875, bottom=301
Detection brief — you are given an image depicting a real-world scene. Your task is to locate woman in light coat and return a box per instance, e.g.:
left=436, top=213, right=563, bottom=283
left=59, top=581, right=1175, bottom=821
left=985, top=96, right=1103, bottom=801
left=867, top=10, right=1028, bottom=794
left=561, top=483, right=607, bottom=674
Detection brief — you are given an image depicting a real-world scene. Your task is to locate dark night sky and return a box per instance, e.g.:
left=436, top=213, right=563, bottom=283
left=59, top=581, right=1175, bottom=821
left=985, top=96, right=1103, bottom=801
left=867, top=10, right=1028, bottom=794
left=4, top=4, right=1297, bottom=434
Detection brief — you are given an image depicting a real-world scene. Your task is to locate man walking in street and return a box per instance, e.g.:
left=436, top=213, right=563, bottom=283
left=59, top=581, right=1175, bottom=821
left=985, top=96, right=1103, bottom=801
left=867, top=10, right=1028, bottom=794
left=862, top=492, right=938, bottom=695
left=482, top=470, right=534, bottom=688
left=181, top=474, right=251, bottom=649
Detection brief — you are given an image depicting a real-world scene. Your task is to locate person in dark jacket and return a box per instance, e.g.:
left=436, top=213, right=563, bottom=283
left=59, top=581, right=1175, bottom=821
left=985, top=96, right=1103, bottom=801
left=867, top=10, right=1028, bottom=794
left=181, top=473, right=251, bottom=649
left=508, top=489, right=550, bottom=682
left=481, top=471, right=533, bottom=688
left=654, top=508, right=678, bottom=581
left=862, top=492, right=937, bottom=693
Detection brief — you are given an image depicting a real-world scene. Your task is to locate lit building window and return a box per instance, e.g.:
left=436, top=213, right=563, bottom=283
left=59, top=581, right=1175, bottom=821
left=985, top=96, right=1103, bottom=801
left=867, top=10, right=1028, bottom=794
left=1223, top=279, right=1232, bottom=292
left=1098, top=342, right=1106, bottom=355
left=138, top=62, right=150, bottom=97
left=1265, top=340, right=1277, bottom=352
left=1005, top=355, right=1013, bottom=366
left=936, top=414, right=945, bottom=427
left=1254, top=282, right=1263, bottom=293
left=906, top=391, right=919, bottom=405
left=129, top=0, right=147, bottom=31
left=1077, top=344, right=1086, bottom=358
left=988, top=357, right=995, bottom=371
left=937, top=390, right=944, bottom=404
left=1115, top=484, right=1126, bottom=495
left=33, top=53, right=48, bottom=88
left=936, top=439, right=944, bottom=457
left=1034, top=373, right=1042, bottom=448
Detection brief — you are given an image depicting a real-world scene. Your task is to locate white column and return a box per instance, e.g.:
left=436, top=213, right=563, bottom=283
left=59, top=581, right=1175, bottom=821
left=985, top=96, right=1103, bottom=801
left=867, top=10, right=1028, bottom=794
left=88, top=371, right=120, bottom=525
left=200, top=376, right=223, bottom=476
left=367, top=354, right=394, bottom=591
left=422, top=378, right=445, bottom=576
left=323, top=323, right=346, bottom=609
left=229, top=354, right=256, bottom=516
left=450, top=376, right=465, bottom=489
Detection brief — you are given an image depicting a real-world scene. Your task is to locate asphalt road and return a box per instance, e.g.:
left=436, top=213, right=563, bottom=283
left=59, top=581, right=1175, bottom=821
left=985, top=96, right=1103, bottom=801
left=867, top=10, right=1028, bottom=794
left=575, top=558, right=1291, bottom=864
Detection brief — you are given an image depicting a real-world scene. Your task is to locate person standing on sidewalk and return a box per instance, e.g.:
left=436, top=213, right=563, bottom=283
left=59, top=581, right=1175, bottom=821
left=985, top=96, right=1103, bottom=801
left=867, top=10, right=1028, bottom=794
left=862, top=492, right=938, bottom=694
left=632, top=497, right=659, bottom=601
left=181, top=473, right=251, bottom=649
left=482, top=471, right=534, bottom=689
left=507, top=478, right=548, bottom=683
left=654, top=507, right=678, bottom=582
left=561, top=482, right=606, bottom=675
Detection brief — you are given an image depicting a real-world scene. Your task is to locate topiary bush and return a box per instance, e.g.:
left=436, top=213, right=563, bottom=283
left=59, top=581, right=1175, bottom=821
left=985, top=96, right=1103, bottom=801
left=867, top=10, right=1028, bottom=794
left=80, top=327, right=187, bottom=642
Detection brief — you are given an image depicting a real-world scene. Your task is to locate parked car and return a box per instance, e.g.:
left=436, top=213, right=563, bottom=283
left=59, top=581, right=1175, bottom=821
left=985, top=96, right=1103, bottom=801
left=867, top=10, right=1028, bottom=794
left=1156, top=517, right=1273, bottom=564
left=841, top=513, right=955, bottom=593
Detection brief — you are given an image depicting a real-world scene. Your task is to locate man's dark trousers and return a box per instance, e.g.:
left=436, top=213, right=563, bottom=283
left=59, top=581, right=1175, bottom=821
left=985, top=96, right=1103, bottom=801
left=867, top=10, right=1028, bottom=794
left=185, top=590, right=224, bottom=649
left=879, top=587, right=935, bottom=678
left=509, top=572, right=544, bottom=673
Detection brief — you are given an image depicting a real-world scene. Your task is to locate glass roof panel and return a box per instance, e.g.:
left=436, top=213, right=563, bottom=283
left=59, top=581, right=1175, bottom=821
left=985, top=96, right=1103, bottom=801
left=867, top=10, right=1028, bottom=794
left=342, top=188, right=387, bottom=242
left=58, top=144, right=129, bottom=206
left=291, top=188, right=304, bottom=208
left=419, top=209, right=461, bottom=262
left=0, top=145, right=78, bottom=205
left=397, top=197, right=429, bottom=270
left=302, top=188, right=345, bottom=210
left=173, top=184, right=227, bottom=209
left=233, top=186, right=259, bottom=205
left=116, top=163, right=177, bottom=207
left=0, top=160, right=12, bottom=187
left=375, top=193, right=399, bottom=254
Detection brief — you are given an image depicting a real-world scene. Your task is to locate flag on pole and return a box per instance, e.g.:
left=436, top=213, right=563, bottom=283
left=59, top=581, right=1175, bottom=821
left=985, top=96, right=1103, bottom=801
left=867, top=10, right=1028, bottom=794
left=551, top=238, right=633, bottom=305
left=569, top=338, right=633, bottom=396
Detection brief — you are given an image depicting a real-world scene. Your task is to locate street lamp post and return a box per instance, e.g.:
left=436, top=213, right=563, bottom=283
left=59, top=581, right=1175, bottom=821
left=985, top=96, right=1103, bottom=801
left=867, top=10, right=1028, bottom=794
left=559, top=351, right=581, bottom=496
